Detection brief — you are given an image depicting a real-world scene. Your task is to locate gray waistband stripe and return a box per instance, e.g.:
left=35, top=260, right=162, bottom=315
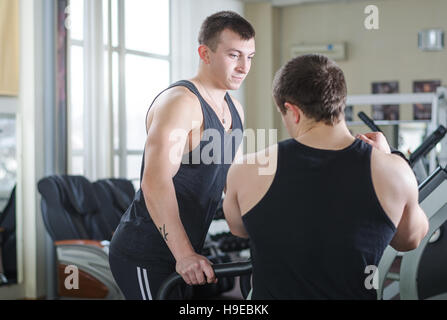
left=142, top=268, right=153, bottom=300
left=136, top=266, right=146, bottom=300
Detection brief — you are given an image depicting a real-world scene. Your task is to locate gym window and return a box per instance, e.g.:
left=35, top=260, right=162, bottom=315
left=67, top=0, right=171, bottom=186
left=0, top=113, right=16, bottom=211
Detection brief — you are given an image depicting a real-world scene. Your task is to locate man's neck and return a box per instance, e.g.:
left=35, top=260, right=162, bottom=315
left=191, top=70, right=227, bottom=107
left=293, top=120, right=355, bottom=150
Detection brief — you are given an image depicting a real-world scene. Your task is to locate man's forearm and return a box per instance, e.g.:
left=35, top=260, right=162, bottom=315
left=141, top=179, right=196, bottom=261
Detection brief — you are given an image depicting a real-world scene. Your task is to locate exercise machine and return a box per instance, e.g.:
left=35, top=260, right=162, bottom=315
left=156, top=260, right=252, bottom=300
left=378, top=165, right=447, bottom=299
left=358, top=111, right=446, bottom=183
left=358, top=112, right=447, bottom=299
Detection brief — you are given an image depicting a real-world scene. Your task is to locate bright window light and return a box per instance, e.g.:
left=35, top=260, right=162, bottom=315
left=125, top=54, right=170, bottom=150
left=69, top=0, right=83, bottom=41
left=70, top=45, right=84, bottom=150
left=125, top=0, right=170, bottom=55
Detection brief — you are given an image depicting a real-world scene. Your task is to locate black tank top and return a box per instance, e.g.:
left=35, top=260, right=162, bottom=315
left=110, top=80, right=243, bottom=267
left=242, top=138, right=396, bottom=299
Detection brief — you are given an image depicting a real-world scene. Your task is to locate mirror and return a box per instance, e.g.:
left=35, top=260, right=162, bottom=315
left=0, top=113, right=17, bottom=285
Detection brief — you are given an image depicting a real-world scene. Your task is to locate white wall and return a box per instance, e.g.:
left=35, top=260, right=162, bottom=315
left=244, top=0, right=447, bottom=141
left=280, top=0, right=447, bottom=125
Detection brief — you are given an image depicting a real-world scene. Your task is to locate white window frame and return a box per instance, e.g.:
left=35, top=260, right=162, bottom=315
left=114, top=0, right=172, bottom=182
left=67, top=0, right=172, bottom=182
left=0, top=102, right=18, bottom=204
left=68, top=38, right=83, bottom=161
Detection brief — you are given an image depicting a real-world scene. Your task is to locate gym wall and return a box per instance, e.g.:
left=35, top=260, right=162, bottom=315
left=245, top=0, right=447, bottom=142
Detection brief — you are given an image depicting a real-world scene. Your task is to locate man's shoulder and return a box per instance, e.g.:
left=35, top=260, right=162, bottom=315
left=161, top=85, right=199, bottom=105
left=372, top=148, right=411, bottom=172
left=230, top=144, right=278, bottom=181
left=371, top=147, right=416, bottom=192
left=152, top=85, right=201, bottom=115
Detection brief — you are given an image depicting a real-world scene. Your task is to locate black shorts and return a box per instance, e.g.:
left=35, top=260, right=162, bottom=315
left=109, top=250, right=190, bottom=300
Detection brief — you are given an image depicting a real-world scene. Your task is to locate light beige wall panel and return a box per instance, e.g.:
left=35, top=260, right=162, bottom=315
left=280, top=0, right=447, bottom=141
left=0, top=0, right=20, bottom=96
left=245, top=2, right=276, bottom=136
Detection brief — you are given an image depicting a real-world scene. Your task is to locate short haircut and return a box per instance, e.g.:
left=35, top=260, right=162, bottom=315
left=272, top=54, right=347, bottom=125
left=198, top=11, right=255, bottom=52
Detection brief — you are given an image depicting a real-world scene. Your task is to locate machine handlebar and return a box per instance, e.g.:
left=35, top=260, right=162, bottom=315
left=155, top=260, right=252, bottom=300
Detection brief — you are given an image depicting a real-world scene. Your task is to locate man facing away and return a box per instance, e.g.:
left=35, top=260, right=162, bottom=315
left=223, top=54, right=429, bottom=299
left=109, top=11, right=255, bottom=300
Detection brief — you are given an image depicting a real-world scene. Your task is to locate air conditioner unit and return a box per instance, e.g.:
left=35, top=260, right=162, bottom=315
left=291, top=43, right=347, bottom=61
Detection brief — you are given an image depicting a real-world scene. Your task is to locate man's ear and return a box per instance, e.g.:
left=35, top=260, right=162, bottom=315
left=284, top=102, right=301, bottom=124
left=198, top=45, right=210, bottom=64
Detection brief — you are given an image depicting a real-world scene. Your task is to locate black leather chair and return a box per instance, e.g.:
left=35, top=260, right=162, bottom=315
left=100, top=178, right=135, bottom=205
left=0, top=186, right=16, bottom=285
left=37, top=175, right=123, bottom=299
left=39, top=175, right=113, bottom=241
left=93, top=178, right=135, bottom=237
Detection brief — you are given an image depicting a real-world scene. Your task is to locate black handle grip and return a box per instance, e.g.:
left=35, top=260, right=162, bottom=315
left=357, top=112, right=399, bottom=153
left=409, top=125, right=447, bottom=165
left=155, top=260, right=252, bottom=300
left=358, top=112, right=383, bottom=133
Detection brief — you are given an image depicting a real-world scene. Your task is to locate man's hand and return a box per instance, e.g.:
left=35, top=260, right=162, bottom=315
left=356, top=132, right=391, bottom=154
left=176, top=253, right=217, bottom=286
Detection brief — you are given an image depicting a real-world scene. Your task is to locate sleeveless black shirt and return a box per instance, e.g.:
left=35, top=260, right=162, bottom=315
left=242, top=138, right=397, bottom=299
left=110, top=80, right=243, bottom=268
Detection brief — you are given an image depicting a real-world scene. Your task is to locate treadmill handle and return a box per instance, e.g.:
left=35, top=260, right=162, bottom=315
left=155, top=260, right=252, bottom=300
left=358, top=112, right=383, bottom=133
left=409, top=125, right=447, bottom=165
left=357, top=112, right=399, bottom=153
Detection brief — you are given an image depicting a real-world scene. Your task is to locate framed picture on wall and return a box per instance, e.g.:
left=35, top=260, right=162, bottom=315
left=371, top=81, right=400, bottom=121
left=413, top=80, right=441, bottom=120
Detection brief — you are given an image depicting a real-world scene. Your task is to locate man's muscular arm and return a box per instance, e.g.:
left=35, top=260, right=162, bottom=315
left=358, top=132, right=429, bottom=251
left=141, top=90, right=216, bottom=285
left=223, top=161, right=249, bottom=238
left=388, top=159, right=429, bottom=251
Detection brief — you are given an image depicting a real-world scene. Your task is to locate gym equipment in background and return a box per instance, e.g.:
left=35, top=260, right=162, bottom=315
left=348, top=88, right=447, bottom=176
left=378, top=166, right=447, bottom=299
left=358, top=111, right=447, bottom=183
left=193, top=244, right=237, bottom=299
left=156, top=260, right=252, bottom=300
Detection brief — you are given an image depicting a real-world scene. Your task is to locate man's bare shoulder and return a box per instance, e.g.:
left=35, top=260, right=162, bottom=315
left=152, top=86, right=200, bottom=112
left=147, top=86, right=202, bottom=131
left=371, top=148, right=417, bottom=194
left=229, top=144, right=278, bottom=186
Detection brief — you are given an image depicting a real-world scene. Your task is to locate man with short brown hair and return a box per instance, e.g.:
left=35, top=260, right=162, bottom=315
left=223, top=54, right=428, bottom=299
left=109, top=11, right=256, bottom=300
